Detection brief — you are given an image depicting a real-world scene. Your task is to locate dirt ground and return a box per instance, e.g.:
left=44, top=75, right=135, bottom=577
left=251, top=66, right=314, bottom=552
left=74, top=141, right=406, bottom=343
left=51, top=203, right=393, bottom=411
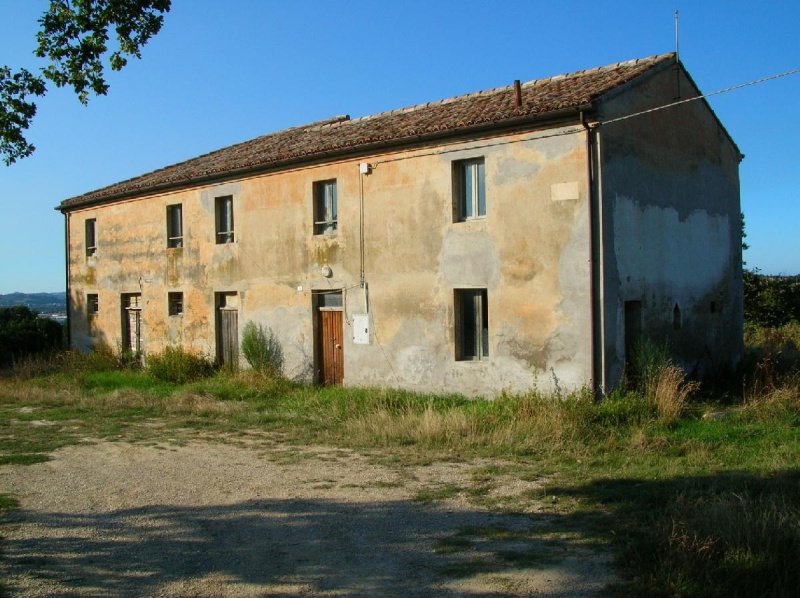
left=0, top=437, right=613, bottom=596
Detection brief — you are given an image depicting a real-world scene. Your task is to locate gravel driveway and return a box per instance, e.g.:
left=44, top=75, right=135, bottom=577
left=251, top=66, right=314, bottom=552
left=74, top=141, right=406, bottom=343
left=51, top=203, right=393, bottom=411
left=0, top=439, right=613, bottom=596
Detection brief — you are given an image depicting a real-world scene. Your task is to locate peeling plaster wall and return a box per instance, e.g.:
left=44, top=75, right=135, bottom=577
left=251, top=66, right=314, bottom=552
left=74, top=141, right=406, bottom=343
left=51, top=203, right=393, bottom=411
left=67, top=126, right=593, bottom=396
left=597, top=66, right=743, bottom=388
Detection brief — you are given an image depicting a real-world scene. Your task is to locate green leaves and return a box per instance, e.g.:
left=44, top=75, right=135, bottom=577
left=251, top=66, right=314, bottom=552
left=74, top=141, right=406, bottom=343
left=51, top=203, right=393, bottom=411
left=2, top=0, right=171, bottom=165
left=0, top=66, right=47, bottom=165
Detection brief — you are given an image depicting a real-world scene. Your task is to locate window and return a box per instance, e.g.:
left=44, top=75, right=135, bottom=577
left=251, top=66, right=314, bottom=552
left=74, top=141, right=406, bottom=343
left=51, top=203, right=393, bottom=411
left=454, top=289, right=489, bottom=360
left=85, top=218, right=97, bottom=256
left=87, top=293, right=98, bottom=335
left=453, top=158, right=485, bottom=221
left=168, top=292, right=184, bottom=316
left=215, top=196, right=234, bottom=243
left=167, top=204, right=183, bottom=248
left=313, top=179, right=337, bottom=235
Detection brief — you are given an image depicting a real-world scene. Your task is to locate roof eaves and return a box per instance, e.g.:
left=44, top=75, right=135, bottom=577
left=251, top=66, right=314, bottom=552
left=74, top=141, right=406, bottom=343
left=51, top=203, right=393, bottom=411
left=58, top=104, right=594, bottom=212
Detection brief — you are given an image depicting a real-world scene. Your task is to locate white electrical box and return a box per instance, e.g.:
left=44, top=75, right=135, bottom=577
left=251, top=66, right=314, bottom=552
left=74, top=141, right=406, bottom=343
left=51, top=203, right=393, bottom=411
left=353, top=313, right=370, bottom=344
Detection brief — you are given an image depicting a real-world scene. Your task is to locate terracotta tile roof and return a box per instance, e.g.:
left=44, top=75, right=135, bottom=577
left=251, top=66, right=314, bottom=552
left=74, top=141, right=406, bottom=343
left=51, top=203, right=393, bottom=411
left=59, top=53, right=675, bottom=210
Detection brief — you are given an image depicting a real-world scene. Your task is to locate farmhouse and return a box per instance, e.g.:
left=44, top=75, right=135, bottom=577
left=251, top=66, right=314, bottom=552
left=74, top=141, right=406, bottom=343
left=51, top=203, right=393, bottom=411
left=58, top=53, right=743, bottom=396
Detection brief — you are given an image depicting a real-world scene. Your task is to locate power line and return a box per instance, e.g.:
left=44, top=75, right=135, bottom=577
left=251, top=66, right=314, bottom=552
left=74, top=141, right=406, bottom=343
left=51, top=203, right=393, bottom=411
left=598, top=66, right=800, bottom=127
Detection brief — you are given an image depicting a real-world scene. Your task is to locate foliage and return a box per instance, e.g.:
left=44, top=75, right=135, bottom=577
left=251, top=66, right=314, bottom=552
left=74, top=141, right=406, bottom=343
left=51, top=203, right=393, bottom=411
left=0, top=305, right=62, bottom=368
left=0, top=66, right=46, bottom=163
left=2, top=0, right=171, bottom=165
left=146, top=346, right=215, bottom=384
left=629, top=338, right=671, bottom=401
left=744, top=270, right=800, bottom=327
left=241, top=321, right=284, bottom=377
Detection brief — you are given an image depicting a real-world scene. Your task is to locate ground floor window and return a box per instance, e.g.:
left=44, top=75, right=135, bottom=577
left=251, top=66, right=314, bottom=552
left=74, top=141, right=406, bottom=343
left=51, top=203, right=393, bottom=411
left=454, top=288, right=489, bottom=361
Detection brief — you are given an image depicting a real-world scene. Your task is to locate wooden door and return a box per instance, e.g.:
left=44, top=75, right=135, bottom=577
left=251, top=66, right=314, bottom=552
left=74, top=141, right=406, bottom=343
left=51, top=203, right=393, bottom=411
left=121, top=293, right=142, bottom=356
left=127, top=309, right=141, bottom=355
left=219, top=308, right=239, bottom=368
left=320, top=309, right=343, bottom=385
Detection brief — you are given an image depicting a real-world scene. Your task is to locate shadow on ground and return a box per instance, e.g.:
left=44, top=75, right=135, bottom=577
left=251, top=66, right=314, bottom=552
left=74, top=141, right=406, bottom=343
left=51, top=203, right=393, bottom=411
left=0, top=497, right=610, bottom=597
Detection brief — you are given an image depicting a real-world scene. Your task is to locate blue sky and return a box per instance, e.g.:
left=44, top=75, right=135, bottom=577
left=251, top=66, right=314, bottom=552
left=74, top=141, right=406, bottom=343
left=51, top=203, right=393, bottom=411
left=1, top=0, right=798, bottom=293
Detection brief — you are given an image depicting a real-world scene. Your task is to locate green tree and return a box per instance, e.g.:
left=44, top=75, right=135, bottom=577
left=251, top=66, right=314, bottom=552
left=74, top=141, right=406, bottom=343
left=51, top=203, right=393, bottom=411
left=0, top=305, right=62, bottom=367
left=1, top=0, right=171, bottom=165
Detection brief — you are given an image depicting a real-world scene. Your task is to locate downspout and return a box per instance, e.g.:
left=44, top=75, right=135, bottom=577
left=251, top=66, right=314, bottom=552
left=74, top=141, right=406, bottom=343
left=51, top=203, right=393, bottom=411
left=581, top=111, right=601, bottom=397
left=358, top=162, right=371, bottom=313
left=63, top=212, right=71, bottom=349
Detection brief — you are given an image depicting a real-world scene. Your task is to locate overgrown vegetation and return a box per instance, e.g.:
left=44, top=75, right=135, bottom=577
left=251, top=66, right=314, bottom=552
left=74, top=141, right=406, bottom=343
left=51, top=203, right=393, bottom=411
left=146, top=346, right=215, bottom=384
left=744, top=270, right=800, bottom=327
left=0, top=325, right=797, bottom=596
left=240, top=321, right=284, bottom=377
left=0, top=305, right=62, bottom=368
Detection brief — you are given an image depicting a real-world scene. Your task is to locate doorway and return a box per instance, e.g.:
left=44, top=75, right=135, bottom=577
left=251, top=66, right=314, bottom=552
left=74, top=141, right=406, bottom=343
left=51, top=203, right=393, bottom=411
left=216, top=292, right=239, bottom=368
left=121, top=293, right=142, bottom=357
left=314, top=291, right=344, bottom=385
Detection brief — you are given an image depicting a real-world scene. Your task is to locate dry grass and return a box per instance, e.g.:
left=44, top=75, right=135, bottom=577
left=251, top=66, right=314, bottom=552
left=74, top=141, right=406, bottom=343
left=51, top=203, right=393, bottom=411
left=653, top=365, right=700, bottom=425
left=655, top=483, right=800, bottom=596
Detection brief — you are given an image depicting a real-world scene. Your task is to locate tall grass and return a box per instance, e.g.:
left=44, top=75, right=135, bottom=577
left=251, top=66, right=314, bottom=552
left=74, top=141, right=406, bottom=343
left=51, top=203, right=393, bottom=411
left=648, top=480, right=800, bottom=597
left=630, top=339, right=699, bottom=425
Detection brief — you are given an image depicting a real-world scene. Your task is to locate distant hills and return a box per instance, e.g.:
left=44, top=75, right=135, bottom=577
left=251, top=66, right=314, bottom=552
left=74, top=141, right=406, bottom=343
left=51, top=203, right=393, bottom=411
left=0, top=292, right=66, bottom=317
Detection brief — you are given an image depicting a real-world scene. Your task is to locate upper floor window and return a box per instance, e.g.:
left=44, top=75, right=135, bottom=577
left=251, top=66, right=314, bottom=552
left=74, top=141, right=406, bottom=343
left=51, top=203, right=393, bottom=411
left=215, top=196, right=234, bottom=244
left=167, top=204, right=183, bottom=248
left=85, top=218, right=97, bottom=256
left=313, top=179, right=337, bottom=235
left=453, top=158, right=486, bottom=221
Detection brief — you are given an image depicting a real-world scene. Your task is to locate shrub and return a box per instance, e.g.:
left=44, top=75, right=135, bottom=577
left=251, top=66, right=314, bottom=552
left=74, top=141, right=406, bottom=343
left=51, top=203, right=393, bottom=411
left=630, top=339, right=698, bottom=423
left=653, top=364, right=700, bottom=425
left=241, top=321, right=284, bottom=377
left=0, top=306, right=63, bottom=368
left=630, top=339, right=671, bottom=401
left=146, top=346, right=215, bottom=384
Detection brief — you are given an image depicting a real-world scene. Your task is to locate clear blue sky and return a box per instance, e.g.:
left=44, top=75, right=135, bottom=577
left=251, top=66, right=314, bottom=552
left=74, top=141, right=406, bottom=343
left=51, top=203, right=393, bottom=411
left=1, top=0, right=798, bottom=293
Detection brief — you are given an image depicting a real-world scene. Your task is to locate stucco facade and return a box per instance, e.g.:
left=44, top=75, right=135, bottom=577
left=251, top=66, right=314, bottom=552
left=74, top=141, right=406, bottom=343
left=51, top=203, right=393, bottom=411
left=60, top=54, right=743, bottom=396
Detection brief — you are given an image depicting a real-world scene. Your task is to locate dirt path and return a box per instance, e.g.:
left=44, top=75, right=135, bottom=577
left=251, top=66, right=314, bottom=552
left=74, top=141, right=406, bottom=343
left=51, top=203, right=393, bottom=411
left=0, top=439, right=613, bottom=596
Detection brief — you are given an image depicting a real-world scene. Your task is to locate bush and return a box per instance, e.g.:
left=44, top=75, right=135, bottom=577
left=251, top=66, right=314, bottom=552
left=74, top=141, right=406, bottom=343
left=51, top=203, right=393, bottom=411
left=0, top=306, right=62, bottom=368
left=146, top=346, right=215, bottom=384
left=744, top=270, right=800, bottom=327
left=630, top=339, right=698, bottom=424
left=241, top=321, right=284, bottom=377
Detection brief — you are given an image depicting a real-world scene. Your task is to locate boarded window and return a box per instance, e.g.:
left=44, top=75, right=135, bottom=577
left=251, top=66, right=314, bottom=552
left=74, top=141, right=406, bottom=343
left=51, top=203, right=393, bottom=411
left=215, top=196, right=234, bottom=244
left=453, top=158, right=486, bottom=221
left=454, top=289, right=489, bottom=360
left=313, top=180, right=337, bottom=235
left=167, top=204, right=183, bottom=248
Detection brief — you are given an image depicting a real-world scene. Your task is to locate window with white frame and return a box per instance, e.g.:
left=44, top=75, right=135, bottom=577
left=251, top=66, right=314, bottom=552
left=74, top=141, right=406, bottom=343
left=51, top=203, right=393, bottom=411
left=215, top=196, right=234, bottom=244
left=313, top=179, right=337, bottom=235
left=454, top=289, right=489, bottom=360
left=85, top=218, right=97, bottom=256
left=453, top=158, right=486, bottom=221
left=167, top=204, right=183, bottom=248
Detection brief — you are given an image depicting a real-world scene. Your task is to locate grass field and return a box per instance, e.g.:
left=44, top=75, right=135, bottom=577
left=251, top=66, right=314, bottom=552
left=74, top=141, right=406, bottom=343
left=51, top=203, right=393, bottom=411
left=1, top=327, right=798, bottom=596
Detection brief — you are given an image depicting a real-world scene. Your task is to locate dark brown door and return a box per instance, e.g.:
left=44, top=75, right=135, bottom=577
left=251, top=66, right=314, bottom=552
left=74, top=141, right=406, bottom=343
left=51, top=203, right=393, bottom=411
left=319, top=309, right=343, bottom=385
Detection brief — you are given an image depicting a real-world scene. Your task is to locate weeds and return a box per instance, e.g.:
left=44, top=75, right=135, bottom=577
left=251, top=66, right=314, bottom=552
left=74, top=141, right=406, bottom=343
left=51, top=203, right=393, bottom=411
left=241, top=321, right=284, bottom=377
left=0, top=328, right=797, bottom=597
left=146, top=346, right=215, bottom=384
